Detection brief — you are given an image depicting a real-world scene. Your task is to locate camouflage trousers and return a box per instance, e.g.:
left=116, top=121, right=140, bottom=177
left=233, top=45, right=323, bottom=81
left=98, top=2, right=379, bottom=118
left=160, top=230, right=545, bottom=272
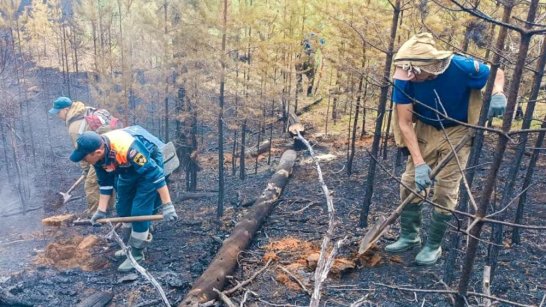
left=400, top=121, right=472, bottom=213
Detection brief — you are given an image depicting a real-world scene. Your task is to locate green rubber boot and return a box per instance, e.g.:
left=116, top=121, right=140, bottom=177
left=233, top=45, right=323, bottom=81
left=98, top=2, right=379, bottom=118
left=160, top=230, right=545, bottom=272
left=415, top=211, right=451, bottom=265
left=385, top=204, right=422, bottom=253
left=117, top=233, right=152, bottom=272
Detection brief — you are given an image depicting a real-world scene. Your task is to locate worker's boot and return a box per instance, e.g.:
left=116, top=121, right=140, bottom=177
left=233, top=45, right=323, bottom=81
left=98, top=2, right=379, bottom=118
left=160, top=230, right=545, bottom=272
left=415, top=211, right=451, bottom=265
left=114, top=224, right=133, bottom=258
left=117, top=233, right=152, bottom=272
left=385, top=204, right=422, bottom=253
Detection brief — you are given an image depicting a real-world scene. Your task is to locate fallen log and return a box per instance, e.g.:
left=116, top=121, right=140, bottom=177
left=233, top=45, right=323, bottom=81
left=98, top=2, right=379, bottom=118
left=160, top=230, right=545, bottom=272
left=42, top=214, right=77, bottom=226
left=288, top=112, right=305, bottom=150
left=247, top=140, right=271, bottom=157
left=180, top=150, right=297, bottom=306
left=178, top=192, right=217, bottom=201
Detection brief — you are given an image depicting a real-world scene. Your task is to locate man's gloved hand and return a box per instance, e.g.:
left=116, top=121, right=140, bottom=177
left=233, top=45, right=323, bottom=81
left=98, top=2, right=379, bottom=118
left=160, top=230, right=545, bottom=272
left=488, top=93, right=507, bottom=119
left=162, top=202, right=178, bottom=221
left=91, top=210, right=107, bottom=225
left=414, top=163, right=432, bottom=192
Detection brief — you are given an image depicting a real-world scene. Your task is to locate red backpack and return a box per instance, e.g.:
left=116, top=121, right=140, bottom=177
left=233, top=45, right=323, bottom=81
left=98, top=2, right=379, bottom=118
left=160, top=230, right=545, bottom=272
left=84, top=107, right=123, bottom=132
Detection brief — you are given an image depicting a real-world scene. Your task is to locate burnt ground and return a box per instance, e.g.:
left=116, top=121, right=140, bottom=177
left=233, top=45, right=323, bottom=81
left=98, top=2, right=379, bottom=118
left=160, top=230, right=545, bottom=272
left=1, top=128, right=545, bottom=307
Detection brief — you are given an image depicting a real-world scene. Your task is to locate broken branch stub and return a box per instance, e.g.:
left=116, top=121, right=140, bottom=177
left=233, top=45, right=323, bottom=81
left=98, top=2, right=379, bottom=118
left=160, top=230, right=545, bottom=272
left=180, top=150, right=297, bottom=307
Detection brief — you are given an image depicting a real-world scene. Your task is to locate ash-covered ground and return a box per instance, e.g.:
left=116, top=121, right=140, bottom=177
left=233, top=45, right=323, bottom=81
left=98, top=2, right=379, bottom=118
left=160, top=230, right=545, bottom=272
left=1, top=130, right=544, bottom=307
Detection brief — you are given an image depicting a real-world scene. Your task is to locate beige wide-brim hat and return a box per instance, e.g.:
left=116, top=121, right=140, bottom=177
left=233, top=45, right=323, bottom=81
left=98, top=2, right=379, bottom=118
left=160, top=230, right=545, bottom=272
left=393, top=33, right=453, bottom=80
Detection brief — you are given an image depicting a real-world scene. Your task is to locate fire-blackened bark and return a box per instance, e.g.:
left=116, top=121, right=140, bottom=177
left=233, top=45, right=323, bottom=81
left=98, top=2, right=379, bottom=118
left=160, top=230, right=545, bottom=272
left=487, top=31, right=546, bottom=281
left=443, top=11, right=508, bottom=286
left=347, top=70, right=364, bottom=176
left=239, top=120, right=246, bottom=180
left=180, top=150, right=297, bottom=306
left=512, top=114, right=546, bottom=244
left=359, top=0, right=400, bottom=227
left=456, top=1, right=538, bottom=305
left=217, top=0, right=228, bottom=218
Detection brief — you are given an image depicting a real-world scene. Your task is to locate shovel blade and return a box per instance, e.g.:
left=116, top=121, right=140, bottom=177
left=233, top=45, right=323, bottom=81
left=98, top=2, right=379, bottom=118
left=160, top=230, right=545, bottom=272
left=358, top=216, right=389, bottom=255
left=59, top=192, right=72, bottom=204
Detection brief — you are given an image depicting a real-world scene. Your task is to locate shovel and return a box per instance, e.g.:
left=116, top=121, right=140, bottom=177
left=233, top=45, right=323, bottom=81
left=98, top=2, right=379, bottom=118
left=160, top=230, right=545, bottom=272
left=73, top=214, right=164, bottom=226
left=59, top=175, right=85, bottom=205
left=358, top=133, right=473, bottom=255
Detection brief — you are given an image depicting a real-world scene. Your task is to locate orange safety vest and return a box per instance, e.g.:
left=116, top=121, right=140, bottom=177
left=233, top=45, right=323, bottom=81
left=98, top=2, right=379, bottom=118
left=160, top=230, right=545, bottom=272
left=103, top=130, right=135, bottom=166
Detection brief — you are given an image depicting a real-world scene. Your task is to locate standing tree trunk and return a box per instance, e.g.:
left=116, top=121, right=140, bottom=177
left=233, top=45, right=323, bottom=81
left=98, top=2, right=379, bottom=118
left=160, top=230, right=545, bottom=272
left=443, top=6, right=509, bottom=285
left=456, top=2, right=537, bottom=305
left=360, top=78, right=369, bottom=139
left=359, top=0, right=401, bottom=227
left=348, top=70, right=364, bottom=176
left=512, top=114, right=546, bottom=244
left=0, top=118, right=12, bottom=178
left=239, top=120, right=246, bottom=180
left=486, top=12, right=546, bottom=282
left=217, top=0, right=228, bottom=218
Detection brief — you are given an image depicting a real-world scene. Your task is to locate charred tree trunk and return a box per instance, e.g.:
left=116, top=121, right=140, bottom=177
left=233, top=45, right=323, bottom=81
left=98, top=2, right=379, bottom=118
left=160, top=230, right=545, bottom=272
left=175, top=87, right=191, bottom=186
left=61, top=23, right=71, bottom=97
left=360, top=79, right=369, bottom=139
left=239, top=120, right=246, bottom=180
left=381, top=90, right=394, bottom=160
left=487, top=23, right=546, bottom=279
left=347, top=74, right=364, bottom=176
left=0, top=118, right=12, bottom=178
left=180, top=150, right=297, bottom=306
left=512, top=114, right=546, bottom=244
left=267, top=123, right=273, bottom=165
left=456, top=2, right=536, bottom=305
left=217, top=0, right=228, bottom=218
left=255, top=123, right=262, bottom=174
left=443, top=5, right=510, bottom=285
left=231, top=129, right=238, bottom=177
left=359, top=0, right=400, bottom=227
left=189, top=107, right=198, bottom=191
left=324, top=66, right=334, bottom=134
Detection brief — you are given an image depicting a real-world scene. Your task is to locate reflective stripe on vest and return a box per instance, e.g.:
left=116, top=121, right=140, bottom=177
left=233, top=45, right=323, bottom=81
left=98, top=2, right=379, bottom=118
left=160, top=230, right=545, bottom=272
left=104, top=129, right=134, bottom=164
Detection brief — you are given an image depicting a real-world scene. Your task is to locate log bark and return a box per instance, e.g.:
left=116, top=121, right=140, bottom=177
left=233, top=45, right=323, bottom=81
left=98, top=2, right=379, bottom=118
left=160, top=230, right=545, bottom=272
left=180, top=150, right=297, bottom=306
left=288, top=111, right=305, bottom=150
left=247, top=140, right=271, bottom=157
left=178, top=192, right=217, bottom=201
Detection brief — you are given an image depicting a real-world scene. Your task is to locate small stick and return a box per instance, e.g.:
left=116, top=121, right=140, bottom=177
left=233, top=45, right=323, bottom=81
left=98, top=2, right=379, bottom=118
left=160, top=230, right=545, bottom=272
left=105, top=223, right=171, bottom=307
left=483, top=265, right=492, bottom=307
left=278, top=265, right=310, bottom=295
left=224, top=259, right=272, bottom=295
left=213, top=289, right=237, bottom=307
left=374, top=282, right=532, bottom=307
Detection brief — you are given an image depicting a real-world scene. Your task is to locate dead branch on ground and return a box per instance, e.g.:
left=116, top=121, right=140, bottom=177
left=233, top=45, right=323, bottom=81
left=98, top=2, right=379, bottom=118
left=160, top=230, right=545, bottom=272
left=295, top=131, right=348, bottom=307
left=105, top=224, right=171, bottom=307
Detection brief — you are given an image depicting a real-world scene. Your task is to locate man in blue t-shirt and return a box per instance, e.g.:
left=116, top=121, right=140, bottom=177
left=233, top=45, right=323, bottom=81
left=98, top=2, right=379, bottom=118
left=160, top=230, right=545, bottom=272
left=386, top=33, right=506, bottom=265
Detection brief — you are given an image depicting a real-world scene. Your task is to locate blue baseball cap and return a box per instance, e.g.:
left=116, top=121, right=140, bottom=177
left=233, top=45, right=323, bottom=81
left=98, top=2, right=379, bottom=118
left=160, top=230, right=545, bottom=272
left=49, top=97, right=73, bottom=115
left=70, top=131, right=103, bottom=162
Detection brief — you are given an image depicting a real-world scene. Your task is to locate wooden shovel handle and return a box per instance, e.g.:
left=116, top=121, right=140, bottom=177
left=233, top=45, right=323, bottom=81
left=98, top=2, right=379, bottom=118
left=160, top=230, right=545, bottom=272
left=96, top=215, right=164, bottom=224
left=66, top=175, right=85, bottom=195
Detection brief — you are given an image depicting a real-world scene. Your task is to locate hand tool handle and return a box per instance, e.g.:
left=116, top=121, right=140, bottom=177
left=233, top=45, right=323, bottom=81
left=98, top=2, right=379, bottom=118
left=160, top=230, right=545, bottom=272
left=66, top=175, right=85, bottom=194
left=96, top=215, right=164, bottom=223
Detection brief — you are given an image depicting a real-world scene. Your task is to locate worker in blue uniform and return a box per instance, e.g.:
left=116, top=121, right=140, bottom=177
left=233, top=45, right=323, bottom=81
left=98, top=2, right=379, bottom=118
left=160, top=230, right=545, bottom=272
left=69, top=127, right=178, bottom=272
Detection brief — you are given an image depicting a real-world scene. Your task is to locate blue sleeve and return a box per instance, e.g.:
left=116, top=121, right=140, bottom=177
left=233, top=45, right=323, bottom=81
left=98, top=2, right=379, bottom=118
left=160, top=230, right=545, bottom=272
left=94, top=165, right=115, bottom=195
left=392, top=79, right=412, bottom=104
left=454, top=56, right=490, bottom=89
left=468, top=61, right=490, bottom=89
left=127, top=140, right=166, bottom=190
